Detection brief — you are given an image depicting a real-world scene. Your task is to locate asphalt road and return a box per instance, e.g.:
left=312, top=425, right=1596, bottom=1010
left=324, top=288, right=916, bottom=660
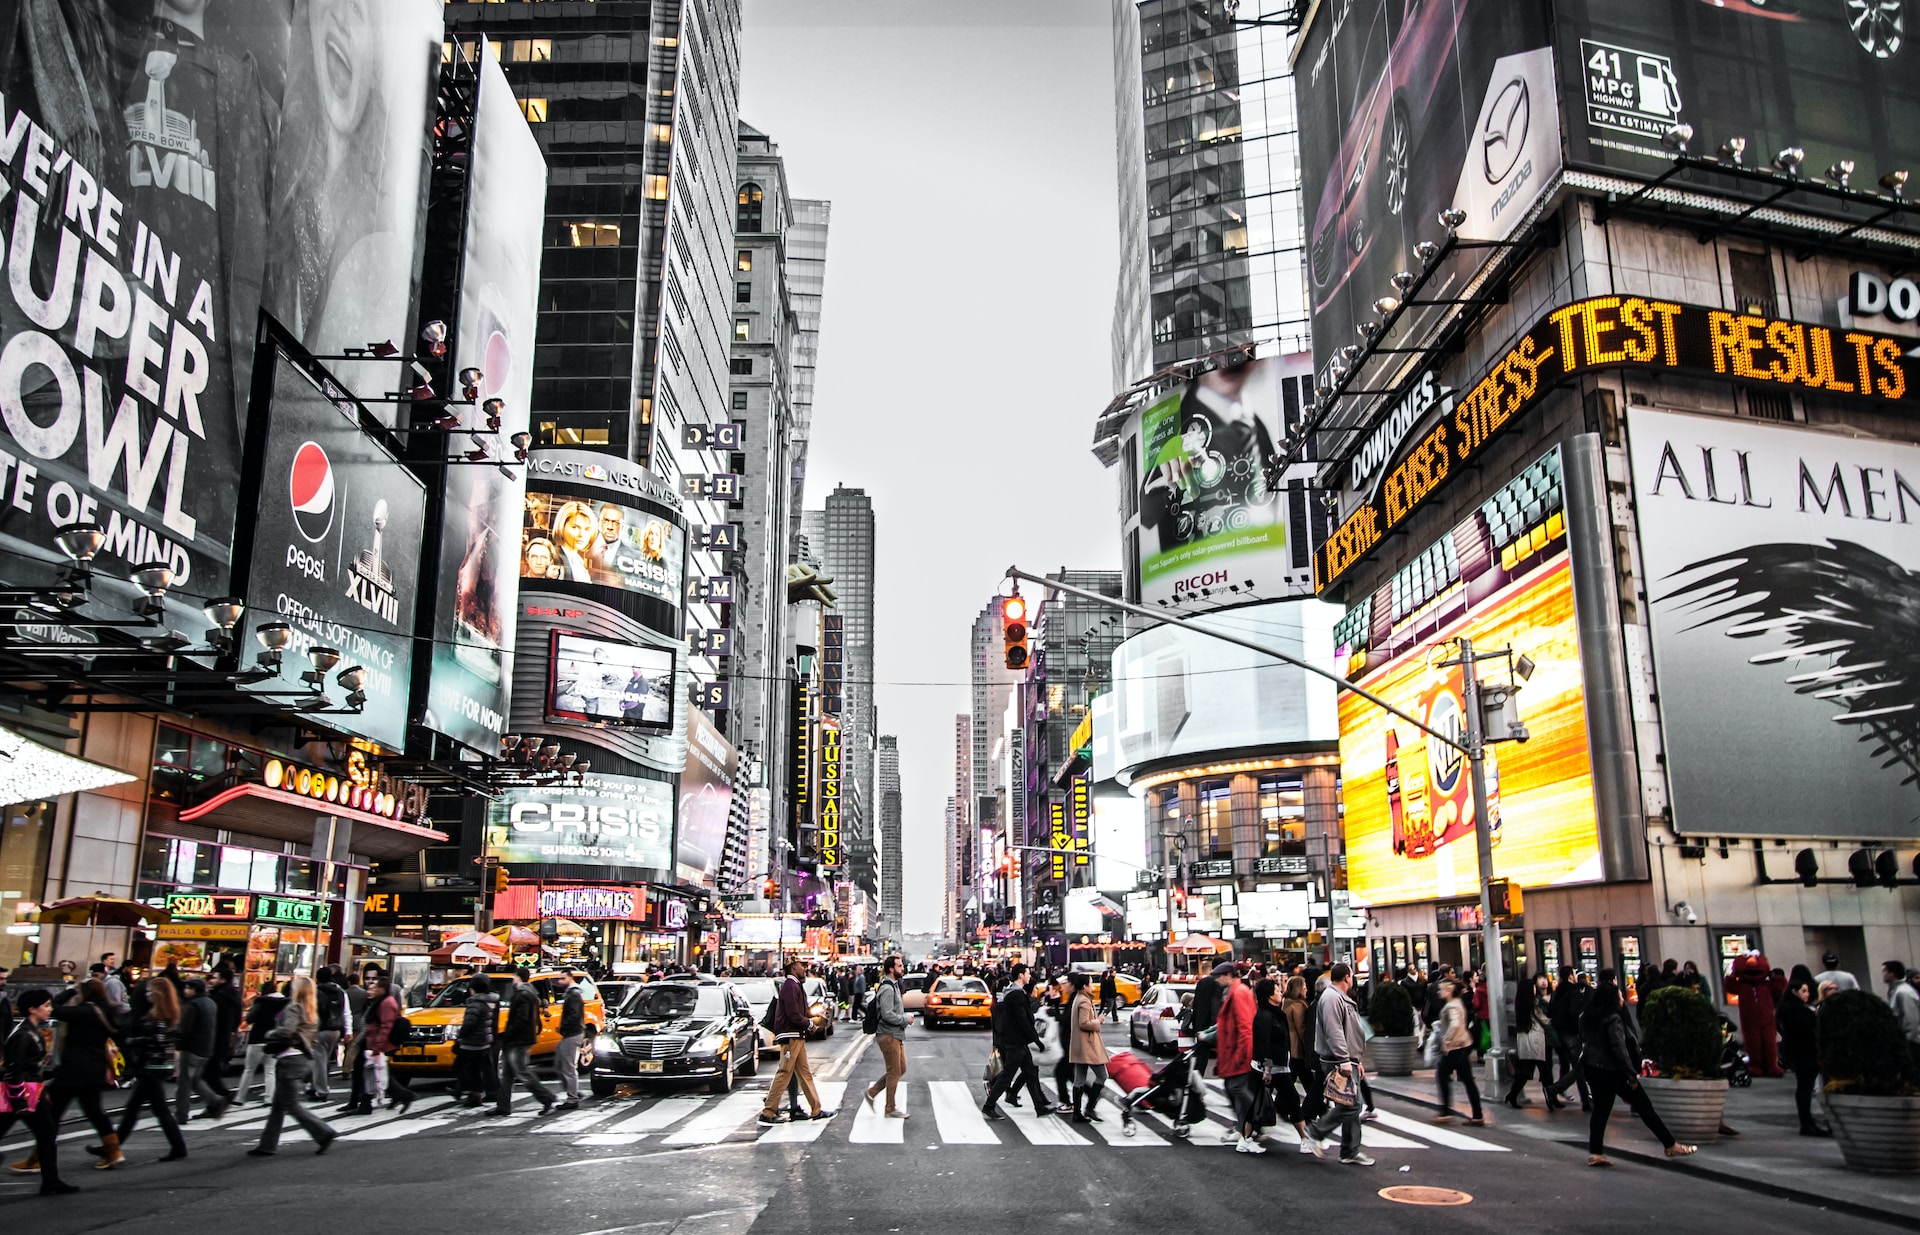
left=0, top=1016, right=1892, bottom=1234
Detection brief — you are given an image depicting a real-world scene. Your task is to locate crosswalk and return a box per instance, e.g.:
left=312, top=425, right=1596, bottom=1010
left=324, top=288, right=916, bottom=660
left=0, top=1077, right=1509, bottom=1159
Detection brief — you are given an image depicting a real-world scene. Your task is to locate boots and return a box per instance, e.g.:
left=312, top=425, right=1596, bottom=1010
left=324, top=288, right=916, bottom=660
left=8, top=1148, right=39, bottom=1173
left=92, top=1134, right=125, bottom=1170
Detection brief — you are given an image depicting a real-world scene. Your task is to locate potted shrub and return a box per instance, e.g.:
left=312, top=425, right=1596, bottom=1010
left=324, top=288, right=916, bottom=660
left=1366, top=981, right=1419, bottom=1076
left=1819, top=990, right=1920, bottom=1172
left=1638, top=985, right=1729, bottom=1143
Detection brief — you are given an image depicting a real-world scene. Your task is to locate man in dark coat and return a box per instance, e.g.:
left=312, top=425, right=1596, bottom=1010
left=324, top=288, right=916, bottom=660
left=174, top=978, right=230, bottom=1122
left=493, top=969, right=556, bottom=1117
left=1548, top=966, right=1591, bottom=1109
left=981, top=964, right=1053, bottom=1119
left=1188, top=967, right=1223, bottom=1077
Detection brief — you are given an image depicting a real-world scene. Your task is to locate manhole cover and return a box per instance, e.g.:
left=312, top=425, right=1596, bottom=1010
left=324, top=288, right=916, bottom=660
left=1378, top=1186, right=1473, bottom=1206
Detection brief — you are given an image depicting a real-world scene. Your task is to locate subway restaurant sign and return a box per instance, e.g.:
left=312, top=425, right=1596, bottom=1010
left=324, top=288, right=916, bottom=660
left=1315, top=296, right=1920, bottom=592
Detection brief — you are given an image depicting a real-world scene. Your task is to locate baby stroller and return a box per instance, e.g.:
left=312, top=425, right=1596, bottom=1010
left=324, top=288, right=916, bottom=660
left=1109, top=1046, right=1207, bottom=1139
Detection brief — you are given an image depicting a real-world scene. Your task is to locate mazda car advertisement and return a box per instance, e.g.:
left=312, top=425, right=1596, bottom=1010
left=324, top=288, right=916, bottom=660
left=239, top=350, right=426, bottom=751
left=1296, top=1, right=1556, bottom=380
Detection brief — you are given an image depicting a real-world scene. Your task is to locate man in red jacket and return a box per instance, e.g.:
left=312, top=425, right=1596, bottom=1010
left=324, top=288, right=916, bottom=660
left=1212, top=960, right=1264, bottom=1154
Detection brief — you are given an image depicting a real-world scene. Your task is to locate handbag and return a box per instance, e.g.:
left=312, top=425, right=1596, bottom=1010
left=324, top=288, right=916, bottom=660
left=983, top=1049, right=1003, bottom=1084
left=1252, top=1078, right=1278, bottom=1127
left=0, top=1080, right=44, bottom=1113
left=1422, top=1027, right=1443, bottom=1068
left=1323, top=1062, right=1360, bottom=1109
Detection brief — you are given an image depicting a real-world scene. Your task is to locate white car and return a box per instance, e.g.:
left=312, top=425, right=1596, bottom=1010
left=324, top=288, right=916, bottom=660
left=730, top=977, right=780, bottom=1056
left=1128, top=983, right=1191, bottom=1055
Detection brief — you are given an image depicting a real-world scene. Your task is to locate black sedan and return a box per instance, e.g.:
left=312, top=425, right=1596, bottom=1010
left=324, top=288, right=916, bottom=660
left=588, top=981, right=761, bottom=1096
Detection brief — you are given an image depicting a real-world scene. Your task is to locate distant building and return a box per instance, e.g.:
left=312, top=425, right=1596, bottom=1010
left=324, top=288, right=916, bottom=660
left=878, top=735, right=902, bottom=941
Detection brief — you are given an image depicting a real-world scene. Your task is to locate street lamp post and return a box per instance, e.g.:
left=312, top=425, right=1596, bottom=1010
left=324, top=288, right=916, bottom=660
left=1006, top=566, right=1518, bottom=1085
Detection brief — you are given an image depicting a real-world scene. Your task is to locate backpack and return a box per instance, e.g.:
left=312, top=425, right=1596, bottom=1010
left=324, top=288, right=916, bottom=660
left=380, top=994, right=415, bottom=1046
left=319, top=985, right=346, bottom=1032
left=862, top=981, right=888, bottom=1035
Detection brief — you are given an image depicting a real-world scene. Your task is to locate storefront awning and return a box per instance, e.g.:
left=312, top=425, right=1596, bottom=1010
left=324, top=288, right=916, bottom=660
left=180, top=783, right=447, bottom=861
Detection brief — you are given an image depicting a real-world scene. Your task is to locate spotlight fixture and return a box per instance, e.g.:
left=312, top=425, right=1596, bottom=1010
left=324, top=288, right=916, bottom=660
left=255, top=622, right=293, bottom=670
left=369, top=340, right=400, bottom=359
left=336, top=664, right=368, bottom=693
left=422, top=409, right=460, bottom=430
left=1827, top=159, right=1855, bottom=189
left=458, top=367, right=484, bottom=400
left=203, top=597, right=245, bottom=632
left=1771, top=146, right=1805, bottom=176
left=1718, top=136, right=1747, bottom=166
left=1884, top=169, right=1911, bottom=198
left=1373, top=296, right=1400, bottom=316
left=56, top=522, right=105, bottom=564
left=1413, top=240, right=1441, bottom=266
left=1355, top=320, right=1378, bottom=339
left=131, top=562, right=174, bottom=617
left=1659, top=122, right=1693, bottom=154
left=420, top=320, right=449, bottom=358
left=1391, top=270, right=1418, bottom=293
left=302, top=645, right=341, bottom=689
left=405, top=379, right=435, bottom=403
left=465, top=447, right=489, bottom=462
left=509, top=431, right=532, bottom=452
left=1338, top=344, right=1364, bottom=364
left=1438, top=207, right=1467, bottom=231
left=140, top=630, right=191, bottom=653
left=482, top=397, right=506, bottom=430
left=1514, top=653, right=1536, bottom=682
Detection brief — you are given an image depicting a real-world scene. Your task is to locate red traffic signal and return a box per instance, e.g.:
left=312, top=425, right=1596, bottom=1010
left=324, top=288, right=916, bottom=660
left=1002, top=595, right=1029, bottom=670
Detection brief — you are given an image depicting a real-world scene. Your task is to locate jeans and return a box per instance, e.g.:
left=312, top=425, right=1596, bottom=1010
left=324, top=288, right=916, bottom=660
left=1438, top=1046, right=1483, bottom=1118
left=174, top=1051, right=228, bottom=1122
left=982, top=1043, right=1048, bottom=1110
left=1588, top=1065, right=1676, bottom=1154
left=555, top=1034, right=583, bottom=1102
left=456, top=1047, right=496, bottom=1101
left=312, top=1030, right=341, bottom=1098
left=1222, top=1071, right=1261, bottom=1135
left=116, top=1071, right=185, bottom=1153
left=495, top=1043, right=555, bottom=1113
left=1790, top=1058, right=1820, bottom=1131
left=237, top=1042, right=277, bottom=1105
left=256, top=1056, right=335, bottom=1151
left=1549, top=1029, right=1590, bottom=1106
left=0, top=1099, right=63, bottom=1186
left=1304, top=1060, right=1363, bottom=1159
left=764, top=1040, right=821, bottom=1117
left=868, top=1035, right=906, bottom=1113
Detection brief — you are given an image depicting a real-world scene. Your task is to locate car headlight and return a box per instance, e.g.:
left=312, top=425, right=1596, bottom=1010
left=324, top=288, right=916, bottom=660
left=594, top=1035, right=620, bottom=1055
left=689, top=1032, right=730, bottom=1058
left=808, top=1002, right=826, bottom=1018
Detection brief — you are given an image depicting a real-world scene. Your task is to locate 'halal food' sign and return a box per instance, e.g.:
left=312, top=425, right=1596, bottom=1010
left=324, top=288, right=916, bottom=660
left=1317, top=296, right=1919, bottom=591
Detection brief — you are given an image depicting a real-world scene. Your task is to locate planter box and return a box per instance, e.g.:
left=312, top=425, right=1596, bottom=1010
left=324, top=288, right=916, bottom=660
left=1367, top=1035, right=1419, bottom=1077
left=1639, top=1076, right=1728, bottom=1144
left=1826, top=1092, right=1920, bottom=1173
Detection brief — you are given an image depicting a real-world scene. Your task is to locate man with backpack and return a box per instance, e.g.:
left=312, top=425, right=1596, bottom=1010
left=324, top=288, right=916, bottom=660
left=980, top=964, right=1051, bottom=1119
left=312, top=967, right=347, bottom=1100
left=862, top=954, right=911, bottom=1118
left=494, top=969, right=557, bottom=1117
left=760, top=960, right=831, bottom=1126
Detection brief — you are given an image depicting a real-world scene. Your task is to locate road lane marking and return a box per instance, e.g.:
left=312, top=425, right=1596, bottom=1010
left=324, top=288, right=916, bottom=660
left=1083, top=1111, right=1169, bottom=1146
left=536, top=1107, right=617, bottom=1134
left=1004, top=1095, right=1088, bottom=1146
left=757, top=1083, right=848, bottom=1143
left=604, top=1096, right=709, bottom=1133
left=1369, top=1108, right=1509, bottom=1151
left=345, top=1116, right=452, bottom=1140
left=928, top=1081, right=1001, bottom=1144
left=849, top=1089, right=907, bottom=1143
left=663, top=1090, right=765, bottom=1145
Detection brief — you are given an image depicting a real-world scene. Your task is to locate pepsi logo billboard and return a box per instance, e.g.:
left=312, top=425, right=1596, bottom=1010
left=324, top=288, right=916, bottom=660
left=240, top=351, right=426, bottom=750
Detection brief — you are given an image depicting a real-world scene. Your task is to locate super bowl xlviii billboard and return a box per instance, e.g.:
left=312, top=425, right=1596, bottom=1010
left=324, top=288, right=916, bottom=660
left=1629, top=410, right=1920, bottom=839
left=239, top=350, right=425, bottom=751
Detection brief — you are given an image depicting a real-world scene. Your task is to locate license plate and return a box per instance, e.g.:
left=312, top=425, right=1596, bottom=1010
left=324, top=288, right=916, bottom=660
left=395, top=1048, right=425, bottom=1059
left=635, top=1060, right=663, bottom=1073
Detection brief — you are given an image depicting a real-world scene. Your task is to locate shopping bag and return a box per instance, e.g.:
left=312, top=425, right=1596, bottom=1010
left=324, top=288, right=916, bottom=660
left=983, top=1049, right=1003, bottom=1084
left=1324, top=1062, right=1360, bottom=1108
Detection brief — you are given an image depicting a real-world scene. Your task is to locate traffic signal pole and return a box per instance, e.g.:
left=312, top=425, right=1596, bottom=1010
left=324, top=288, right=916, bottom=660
left=1005, top=567, right=1511, bottom=1083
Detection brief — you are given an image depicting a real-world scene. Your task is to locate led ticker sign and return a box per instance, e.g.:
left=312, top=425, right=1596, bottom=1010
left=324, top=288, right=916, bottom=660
left=819, top=719, right=842, bottom=871
left=1071, top=776, right=1091, bottom=867
left=1316, top=297, right=1920, bottom=591
left=1050, top=799, right=1069, bottom=881
left=166, top=893, right=252, bottom=921
left=255, top=895, right=332, bottom=928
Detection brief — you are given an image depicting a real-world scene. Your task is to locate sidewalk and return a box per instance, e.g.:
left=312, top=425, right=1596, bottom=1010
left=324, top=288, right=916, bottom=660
left=1367, top=1067, right=1920, bottom=1228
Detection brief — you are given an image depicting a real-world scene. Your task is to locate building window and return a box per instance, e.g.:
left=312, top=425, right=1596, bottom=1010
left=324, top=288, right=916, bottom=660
left=517, top=97, right=548, bottom=123
left=567, top=221, right=621, bottom=247
left=737, top=183, right=764, bottom=233
left=1198, top=780, right=1232, bottom=860
left=507, top=38, right=552, bottom=62
left=644, top=174, right=669, bottom=201
left=1728, top=250, right=1776, bottom=318
left=729, top=358, right=753, bottom=375
left=731, top=390, right=748, bottom=410
left=734, top=318, right=750, bottom=341
left=652, top=123, right=673, bottom=145
left=1258, top=776, right=1305, bottom=856
left=737, top=250, right=752, bottom=272
left=736, top=281, right=752, bottom=304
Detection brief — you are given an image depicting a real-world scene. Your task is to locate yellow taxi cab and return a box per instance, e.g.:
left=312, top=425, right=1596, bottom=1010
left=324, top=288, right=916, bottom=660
left=388, top=968, right=606, bottom=1075
left=923, top=975, right=994, bottom=1027
left=1068, top=961, right=1142, bottom=1006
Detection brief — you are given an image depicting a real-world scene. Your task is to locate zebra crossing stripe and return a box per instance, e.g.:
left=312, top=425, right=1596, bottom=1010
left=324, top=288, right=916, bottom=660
left=663, top=1090, right=766, bottom=1145
left=1082, top=1110, right=1169, bottom=1147
left=848, top=1091, right=905, bottom=1143
left=1003, top=1096, right=1087, bottom=1146
left=536, top=1108, right=613, bottom=1134
left=346, top=1117, right=453, bottom=1140
left=757, top=1083, right=849, bottom=1143
left=1368, top=1108, right=1509, bottom=1151
left=927, top=1082, right=1000, bottom=1144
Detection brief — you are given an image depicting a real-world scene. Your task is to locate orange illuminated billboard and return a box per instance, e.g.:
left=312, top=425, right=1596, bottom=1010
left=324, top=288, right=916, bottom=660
left=1337, top=450, right=1601, bottom=906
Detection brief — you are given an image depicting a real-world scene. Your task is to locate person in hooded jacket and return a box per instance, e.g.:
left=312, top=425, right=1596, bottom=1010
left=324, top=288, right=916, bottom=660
left=454, top=974, right=500, bottom=1106
left=175, top=977, right=230, bottom=1124
left=493, top=969, right=556, bottom=1117
left=209, top=967, right=244, bottom=1093
left=1581, top=969, right=1694, bottom=1167
left=2, top=990, right=75, bottom=1194
left=311, top=967, right=347, bottom=1101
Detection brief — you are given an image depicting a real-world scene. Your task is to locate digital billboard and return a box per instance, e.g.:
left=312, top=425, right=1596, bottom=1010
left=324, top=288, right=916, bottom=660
left=1338, top=448, right=1601, bottom=906
left=485, top=771, right=674, bottom=872
left=678, top=706, right=738, bottom=889
left=1629, top=410, right=1920, bottom=839
left=1134, top=354, right=1312, bottom=606
left=240, top=352, right=425, bottom=750
left=1295, top=1, right=1557, bottom=378
left=1553, top=0, right=1920, bottom=188
left=548, top=632, right=674, bottom=730
left=522, top=489, right=686, bottom=605
left=423, top=39, right=548, bottom=754
left=1110, top=599, right=1340, bottom=778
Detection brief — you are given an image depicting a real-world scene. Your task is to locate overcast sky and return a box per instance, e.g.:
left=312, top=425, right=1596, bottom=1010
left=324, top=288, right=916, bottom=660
left=740, top=0, right=1120, bottom=937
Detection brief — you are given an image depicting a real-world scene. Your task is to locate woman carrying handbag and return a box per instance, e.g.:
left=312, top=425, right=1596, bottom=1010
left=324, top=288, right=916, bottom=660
left=1, top=990, right=76, bottom=1194
left=249, top=976, right=338, bottom=1157
left=90, top=977, right=188, bottom=1166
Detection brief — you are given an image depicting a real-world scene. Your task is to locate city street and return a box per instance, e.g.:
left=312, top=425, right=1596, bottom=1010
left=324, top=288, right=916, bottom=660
left=2, top=1020, right=1898, bottom=1233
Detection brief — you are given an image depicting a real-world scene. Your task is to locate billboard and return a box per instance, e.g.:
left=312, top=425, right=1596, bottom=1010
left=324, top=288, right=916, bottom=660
left=1629, top=410, right=1920, bottom=838
left=1296, top=1, right=1557, bottom=375
left=485, top=771, right=675, bottom=872
left=1110, top=599, right=1340, bottom=778
left=240, top=351, right=425, bottom=750
left=1339, top=448, right=1602, bottom=906
left=1135, top=354, right=1310, bottom=607
left=678, top=706, right=737, bottom=889
left=548, top=632, right=674, bottom=730
left=1554, top=0, right=1920, bottom=187
left=522, top=489, right=686, bottom=605
left=423, top=39, right=548, bottom=753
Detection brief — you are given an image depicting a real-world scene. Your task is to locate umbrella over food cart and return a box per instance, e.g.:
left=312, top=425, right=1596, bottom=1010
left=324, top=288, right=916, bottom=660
left=489, top=924, right=542, bottom=949
left=1167, top=933, right=1232, bottom=954
left=428, top=930, right=508, bottom=966
left=35, top=895, right=170, bottom=927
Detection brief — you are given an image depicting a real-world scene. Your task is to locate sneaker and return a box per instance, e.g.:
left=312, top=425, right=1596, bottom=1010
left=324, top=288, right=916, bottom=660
left=1307, top=1136, right=1332, bottom=1161
left=863, top=1089, right=878, bottom=1113
left=1360, top=1108, right=1379, bottom=1122
left=981, top=1105, right=1006, bottom=1121
left=756, top=1112, right=788, bottom=1127
left=557, top=1100, right=581, bottom=1111
left=1341, top=1152, right=1376, bottom=1167
left=884, top=1110, right=909, bottom=1120
left=1219, top=1125, right=1241, bottom=1144
left=1298, top=1137, right=1315, bottom=1155
left=810, top=1109, right=837, bottom=1121
left=1236, top=1137, right=1268, bottom=1155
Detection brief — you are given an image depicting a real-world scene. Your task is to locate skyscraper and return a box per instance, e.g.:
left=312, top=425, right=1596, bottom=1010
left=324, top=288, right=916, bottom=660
left=950, top=714, right=971, bottom=944
left=1110, top=0, right=1309, bottom=383
left=786, top=201, right=831, bottom=555
left=812, top=487, right=878, bottom=898
left=878, top=734, right=902, bottom=941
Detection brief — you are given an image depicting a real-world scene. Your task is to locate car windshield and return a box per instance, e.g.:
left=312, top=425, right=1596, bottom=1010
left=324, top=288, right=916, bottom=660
left=624, top=985, right=728, bottom=1020
left=934, top=978, right=988, bottom=994
left=732, top=979, right=777, bottom=1004
left=428, top=977, right=507, bottom=1008
left=901, top=974, right=928, bottom=992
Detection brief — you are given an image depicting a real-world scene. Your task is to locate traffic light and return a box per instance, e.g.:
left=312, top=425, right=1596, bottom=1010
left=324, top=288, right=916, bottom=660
left=1848, top=849, right=1876, bottom=888
left=1002, top=595, right=1029, bottom=670
left=491, top=865, right=510, bottom=894
left=763, top=878, right=777, bottom=899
